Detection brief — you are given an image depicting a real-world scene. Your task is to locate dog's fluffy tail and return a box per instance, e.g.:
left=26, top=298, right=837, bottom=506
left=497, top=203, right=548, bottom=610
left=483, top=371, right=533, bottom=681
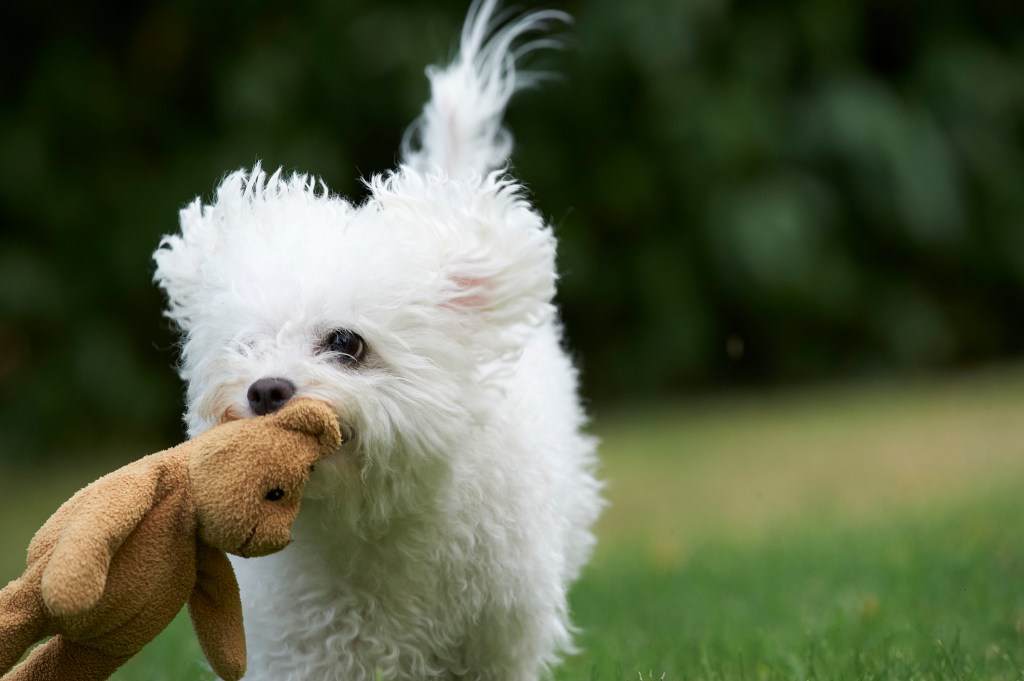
left=401, top=0, right=569, bottom=178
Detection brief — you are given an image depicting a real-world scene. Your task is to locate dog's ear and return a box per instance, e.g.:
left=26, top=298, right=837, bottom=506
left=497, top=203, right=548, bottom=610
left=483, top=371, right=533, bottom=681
left=370, top=168, right=557, bottom=353
left=441, top=204, right=557, bottom=334
left=443, top=225, right=557, bottom=359
left=152, top=194, right=212, bottom=333
left=153, top=166, right=282, bottom=332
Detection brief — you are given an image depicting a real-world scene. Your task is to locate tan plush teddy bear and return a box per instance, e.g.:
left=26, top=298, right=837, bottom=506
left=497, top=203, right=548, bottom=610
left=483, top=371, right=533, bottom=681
left=0, top=398, right=341, bottom=681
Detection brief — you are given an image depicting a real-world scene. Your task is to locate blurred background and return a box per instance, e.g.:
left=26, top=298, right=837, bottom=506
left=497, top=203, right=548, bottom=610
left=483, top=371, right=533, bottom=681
left=2, top=0, right=1024, bottom=464
left=5, top=5, right=1024, bottom=674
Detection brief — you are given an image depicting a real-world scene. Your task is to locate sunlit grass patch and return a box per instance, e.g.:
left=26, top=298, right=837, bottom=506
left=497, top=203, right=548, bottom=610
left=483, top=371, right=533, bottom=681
left=594, top=366, right=1024, bottom=562
left=558, top=491, right=1024, bottom=680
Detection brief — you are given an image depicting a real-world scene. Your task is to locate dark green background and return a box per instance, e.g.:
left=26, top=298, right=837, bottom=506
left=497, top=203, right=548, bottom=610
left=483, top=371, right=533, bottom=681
left=2, top=0, right=1023, bottom=461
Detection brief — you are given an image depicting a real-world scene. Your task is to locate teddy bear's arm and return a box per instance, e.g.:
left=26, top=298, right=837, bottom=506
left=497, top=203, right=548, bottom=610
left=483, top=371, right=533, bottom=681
left=40, top=468, right=164, bottom=617
left=188, top=542, right=246, bottom=681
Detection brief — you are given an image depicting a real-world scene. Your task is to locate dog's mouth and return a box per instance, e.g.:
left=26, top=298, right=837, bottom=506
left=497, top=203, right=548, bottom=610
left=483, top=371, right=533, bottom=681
left=217, top=404, right=351, bottom=444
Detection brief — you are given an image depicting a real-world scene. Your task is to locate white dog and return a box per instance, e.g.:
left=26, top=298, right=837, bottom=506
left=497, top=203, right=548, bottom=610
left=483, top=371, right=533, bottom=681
left=153, top=1, right=601, bottom=679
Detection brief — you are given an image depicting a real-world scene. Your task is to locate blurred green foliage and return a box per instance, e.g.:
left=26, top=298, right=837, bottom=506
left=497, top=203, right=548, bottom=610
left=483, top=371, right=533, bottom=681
left=1, top=0, right=1023, bottom=462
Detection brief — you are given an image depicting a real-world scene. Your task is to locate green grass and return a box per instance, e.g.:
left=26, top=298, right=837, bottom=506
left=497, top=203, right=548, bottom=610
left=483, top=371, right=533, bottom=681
left=557, top=494, right=1024, bottom=680
left=4, top=366, right=1024, bottom=680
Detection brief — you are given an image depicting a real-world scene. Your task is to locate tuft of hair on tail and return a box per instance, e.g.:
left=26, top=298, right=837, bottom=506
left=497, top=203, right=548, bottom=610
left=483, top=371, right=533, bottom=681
left=401, top=0, right=571, bottom=179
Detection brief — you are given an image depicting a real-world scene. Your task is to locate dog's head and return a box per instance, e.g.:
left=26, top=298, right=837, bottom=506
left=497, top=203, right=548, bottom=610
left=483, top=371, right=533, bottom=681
left=154, top=164, right=555, bottom=503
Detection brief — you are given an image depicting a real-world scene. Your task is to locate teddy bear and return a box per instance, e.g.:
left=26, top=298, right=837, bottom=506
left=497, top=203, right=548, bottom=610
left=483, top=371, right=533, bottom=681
left=0, top=397, right=342, bottom=681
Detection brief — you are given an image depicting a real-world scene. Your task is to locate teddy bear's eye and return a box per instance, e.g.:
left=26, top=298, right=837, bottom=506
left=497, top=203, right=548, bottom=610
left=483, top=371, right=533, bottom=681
left=318, top=328, right=367, bottom=366
left=265, top=488, right=285, bottom=501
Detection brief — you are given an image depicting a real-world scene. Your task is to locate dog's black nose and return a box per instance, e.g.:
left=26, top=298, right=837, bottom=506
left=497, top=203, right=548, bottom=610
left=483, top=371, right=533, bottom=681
left=247, top=377, right=297, bottom=416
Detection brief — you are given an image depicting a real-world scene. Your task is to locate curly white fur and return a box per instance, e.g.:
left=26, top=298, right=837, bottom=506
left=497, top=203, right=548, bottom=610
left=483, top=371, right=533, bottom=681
left=153, top=1, right=600, bottom=679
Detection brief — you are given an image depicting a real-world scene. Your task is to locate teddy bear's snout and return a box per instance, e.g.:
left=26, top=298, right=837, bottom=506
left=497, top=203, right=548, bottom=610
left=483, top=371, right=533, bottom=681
left=247, top=377, right=296, bottom=416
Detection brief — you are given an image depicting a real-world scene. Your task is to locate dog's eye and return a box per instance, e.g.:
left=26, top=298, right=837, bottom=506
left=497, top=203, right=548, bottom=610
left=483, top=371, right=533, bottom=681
left=265, top=488, right=285, bottom=501
left=320, top=329, right=367, bottom=365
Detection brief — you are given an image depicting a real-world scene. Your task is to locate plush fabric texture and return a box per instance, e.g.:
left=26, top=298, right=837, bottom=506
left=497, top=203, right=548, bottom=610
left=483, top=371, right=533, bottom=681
left=0, top=399, right=341, bottom=681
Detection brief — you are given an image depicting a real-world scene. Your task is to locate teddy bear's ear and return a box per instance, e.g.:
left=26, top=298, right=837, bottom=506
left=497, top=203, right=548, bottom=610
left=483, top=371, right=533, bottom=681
left=272, top=399, right=343, bottom=453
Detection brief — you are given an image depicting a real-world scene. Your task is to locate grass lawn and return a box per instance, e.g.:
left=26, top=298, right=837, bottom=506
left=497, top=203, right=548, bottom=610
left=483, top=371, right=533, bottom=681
left=3, top=366, right=1024, bottom=679
left=559, top=494, right=1024, bottom=680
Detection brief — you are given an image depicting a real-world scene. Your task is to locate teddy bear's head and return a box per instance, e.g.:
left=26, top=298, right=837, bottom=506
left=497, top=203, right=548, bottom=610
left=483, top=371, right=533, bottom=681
left=188, top=398, right=342, bottom=557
